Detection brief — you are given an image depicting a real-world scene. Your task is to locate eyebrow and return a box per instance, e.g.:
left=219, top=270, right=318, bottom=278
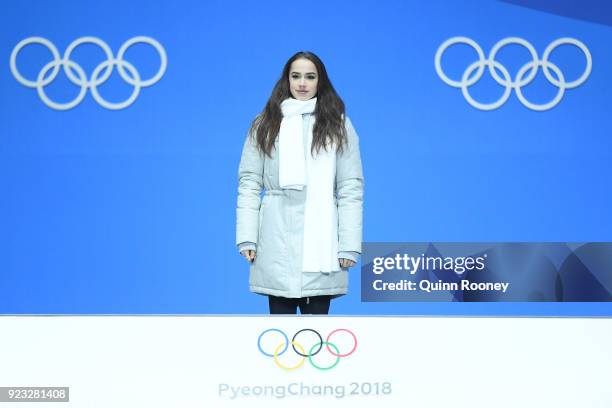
left=291, top=71, right=317, bottom=75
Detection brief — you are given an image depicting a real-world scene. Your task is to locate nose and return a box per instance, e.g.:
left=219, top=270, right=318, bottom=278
left=299, top=77, right=306, bottom=86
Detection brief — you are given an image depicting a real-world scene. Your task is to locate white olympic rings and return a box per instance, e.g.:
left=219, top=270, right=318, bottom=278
left=10, top=36, right=167, bottom=110
left=434, top=37, right=591, bottom=111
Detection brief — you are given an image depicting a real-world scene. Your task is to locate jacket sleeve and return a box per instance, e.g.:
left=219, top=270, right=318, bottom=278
left=236, top=131, right=264, bottom=246
left=238, top=241, right=257, bottom=254
left=335, top=117, right=364, bottom=254
left=338, top=250, right=360, bottom=263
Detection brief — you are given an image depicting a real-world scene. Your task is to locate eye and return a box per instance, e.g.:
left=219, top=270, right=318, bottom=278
left=306, top=75, right=317, bottom=80
left=291, top=74, right=300, bottom=79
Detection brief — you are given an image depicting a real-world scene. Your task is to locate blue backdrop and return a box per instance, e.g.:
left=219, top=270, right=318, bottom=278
left=1, top=0, right=611, bottom=315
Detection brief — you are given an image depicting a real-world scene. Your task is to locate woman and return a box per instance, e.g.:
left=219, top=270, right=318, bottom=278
left=236, top=51, right=363, bottom=314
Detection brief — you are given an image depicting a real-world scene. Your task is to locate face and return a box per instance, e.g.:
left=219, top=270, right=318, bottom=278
left=288, top=58, right=319, bottom=100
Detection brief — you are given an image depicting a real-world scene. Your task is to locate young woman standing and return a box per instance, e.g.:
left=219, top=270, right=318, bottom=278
left=236, top=51, right=363, bottom=314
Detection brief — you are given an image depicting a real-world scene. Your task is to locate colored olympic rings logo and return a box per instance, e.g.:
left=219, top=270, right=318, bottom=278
left=435, top=37, right=591, bottom=111
left=257, top=328, right=357, bottom=371
left=10, top=36, right=167, bottom=110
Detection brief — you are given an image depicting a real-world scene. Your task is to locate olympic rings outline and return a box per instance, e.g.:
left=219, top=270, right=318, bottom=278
left=258, top=329, right=288, bottom=357
left=10, top=36, right=167, bottom=110
left=434, top=36, right=591, bottom=111
left=274, top=341, right=307, bottom=371
left=258, top=328, right=357, bottom=370
left=308, top=341, right=341, bottom=371
left=292, top=328, right=323, bottom=357
left=326, top=328, right=358, bottom=357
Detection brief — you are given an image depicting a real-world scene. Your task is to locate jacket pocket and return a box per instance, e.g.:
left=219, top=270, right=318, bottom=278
left=302, top=269, right=348, bottom=292
left=257, top=199, right=265, bottom=244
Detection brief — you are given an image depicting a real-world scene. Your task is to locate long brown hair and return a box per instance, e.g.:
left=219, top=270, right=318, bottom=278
left=250, top=51, right=347, bottom=158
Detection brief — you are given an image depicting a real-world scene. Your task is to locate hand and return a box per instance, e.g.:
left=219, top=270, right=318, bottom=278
left=241, top=249, right=256, bottom=263
left=339, top=258, right=356, bottom=268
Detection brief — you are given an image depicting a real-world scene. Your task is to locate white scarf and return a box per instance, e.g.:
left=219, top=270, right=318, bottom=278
left=279, top=98, right=340, bottom=273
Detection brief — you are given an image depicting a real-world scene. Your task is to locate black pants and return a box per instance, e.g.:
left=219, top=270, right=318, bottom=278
left=268, top=295, right=331, bottom=315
